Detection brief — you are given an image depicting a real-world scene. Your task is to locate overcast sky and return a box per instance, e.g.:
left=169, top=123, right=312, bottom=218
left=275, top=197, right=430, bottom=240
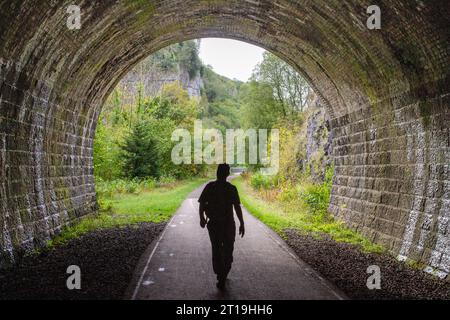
left=199, top=38, right=266, bottom=82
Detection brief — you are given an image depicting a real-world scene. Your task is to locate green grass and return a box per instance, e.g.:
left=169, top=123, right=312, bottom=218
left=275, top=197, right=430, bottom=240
left=233, top=176, right=384, bottom=254
left=108, top=178, right=206, bottom=218
left=48, top=177, right=208, bottom=246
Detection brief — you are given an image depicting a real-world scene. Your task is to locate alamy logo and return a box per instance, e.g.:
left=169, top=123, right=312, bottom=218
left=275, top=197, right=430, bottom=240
left=171, top=121, right=279, bottom=175
left=66, top=265, right=81, bottom=290
left=367, top=5, right=381, bottom=30
left=67, top=5, right=81, bottom=30
left=366, top=265, right=381, bottom=290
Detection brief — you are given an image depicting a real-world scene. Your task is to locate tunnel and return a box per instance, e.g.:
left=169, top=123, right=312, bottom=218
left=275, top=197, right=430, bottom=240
left=0, top=0, right=448, bottom=277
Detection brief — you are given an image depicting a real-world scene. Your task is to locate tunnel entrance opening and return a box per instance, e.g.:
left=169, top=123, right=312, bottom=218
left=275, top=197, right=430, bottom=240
left=0, top=1, right=448, bottom=279
left=94, top=35, right=309, bottom=176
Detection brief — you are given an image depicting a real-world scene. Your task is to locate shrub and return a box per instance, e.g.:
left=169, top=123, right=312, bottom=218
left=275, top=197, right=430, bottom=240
left=98, top=198, right=113, bottom=211
left=300, top=165, right=334, bottom=219
left=125, top=180, right=140, bottom=194
left=158, top=175, right=177, bottom=186
left=250, top=173, right=277, bottom=190
left=142, top=178, right=157, bottom=190
left=277, top=182, right=299, bottom=203
left=301, top=182, right=330, bottom=214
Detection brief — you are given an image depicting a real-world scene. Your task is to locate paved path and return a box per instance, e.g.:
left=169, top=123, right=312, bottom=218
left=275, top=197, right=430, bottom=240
left=128, top=182, right=346, bottom=300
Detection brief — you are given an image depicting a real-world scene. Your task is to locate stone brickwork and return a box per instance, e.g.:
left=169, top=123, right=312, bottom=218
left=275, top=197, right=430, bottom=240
left=330, top=79, right=450, bottom=278
left=0, top=0, right=448, bottom=278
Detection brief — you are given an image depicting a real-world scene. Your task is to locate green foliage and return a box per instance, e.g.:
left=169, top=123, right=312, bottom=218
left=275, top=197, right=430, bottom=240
left=95, top=177, right=156, bottom=199
left=300, top=166, right=333, bottom=215
left=91, top=39, right=385, bottom=261
left=200, top=65, right=242, bottom=131
left=121, top=119, right=161, bottom=179
left=94, top=41, right=314, bottom=185
left=108, top=178, right=203, bottom=217
left=250, top=173, right=277, bottom=190
left=234, top=170, right=384, bottom=254
left=238, top=51, right=311, bottom=131
left=48, top=178, right=208, bottom=246
left=146, top=81, right=200, bottom=125
left=275, top=116, right=305, bottom=182
left=95, top=80, right=205, bottom=181
left=178, top=41, right=203, bottom=79
left=253, top=51, right=311, bottom=113
left=202, top=66, right=242, bottom=103
left=93, top=116, right=124, bottom=180
left=239, top=81, right=285, bottom=129
left=142, top=83, right=204, bottom=178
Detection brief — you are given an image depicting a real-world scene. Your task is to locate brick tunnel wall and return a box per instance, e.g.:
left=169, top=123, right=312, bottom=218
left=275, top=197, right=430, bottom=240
left=0, top=0, right=448, bottom=278
left=330, top=78, right=449, bottom=278
left=0, top=58, right=100, bottom=260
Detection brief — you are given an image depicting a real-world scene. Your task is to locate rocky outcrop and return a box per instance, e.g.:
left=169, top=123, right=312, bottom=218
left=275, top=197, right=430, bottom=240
left=119, top=64, right=203, bottom=105
left=303, top=96, right=333, bottom=182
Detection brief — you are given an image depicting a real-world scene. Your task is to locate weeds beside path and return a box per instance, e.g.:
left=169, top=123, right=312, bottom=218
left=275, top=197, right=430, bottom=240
left=233, top=176, right=383, bottom=253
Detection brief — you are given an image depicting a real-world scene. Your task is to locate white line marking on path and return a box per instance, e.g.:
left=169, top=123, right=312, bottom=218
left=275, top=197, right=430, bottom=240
left=143, top=280, right=155, bottom=286
left=131, top=214, right=177, bottom=300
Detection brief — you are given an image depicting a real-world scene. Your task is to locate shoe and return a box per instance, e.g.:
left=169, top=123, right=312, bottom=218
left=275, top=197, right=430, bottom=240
left=216, top=279, right=226, bottom=290
left=216, top=274, right=226, bottom=290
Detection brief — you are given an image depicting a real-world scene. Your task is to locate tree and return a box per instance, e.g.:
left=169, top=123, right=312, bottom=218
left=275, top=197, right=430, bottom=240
left=200, top=65, right=242, bottom=131
left=121, top=120, right=160, bottom=179
left=178, top=40, right=202, bottom=79
left=93, top=115, right=124, bottom=180
left=202, top=66, right=242, bottom=103
left=253, top=52, right=311, bottom=114
left=146, top=81, right=199, bottom=126
left=239, top=80, right=285, bottom=130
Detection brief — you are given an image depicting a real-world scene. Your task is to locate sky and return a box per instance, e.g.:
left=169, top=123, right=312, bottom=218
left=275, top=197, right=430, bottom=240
left=199, top=38, right=266, bottom=82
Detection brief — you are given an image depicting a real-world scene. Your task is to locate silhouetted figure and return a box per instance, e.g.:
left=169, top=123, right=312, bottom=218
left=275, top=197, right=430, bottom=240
left=199, top=164, right=245, bottom=290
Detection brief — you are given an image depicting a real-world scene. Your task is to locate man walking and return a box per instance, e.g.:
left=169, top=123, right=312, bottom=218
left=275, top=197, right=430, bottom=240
left=198, top=164, right=245, bottom=290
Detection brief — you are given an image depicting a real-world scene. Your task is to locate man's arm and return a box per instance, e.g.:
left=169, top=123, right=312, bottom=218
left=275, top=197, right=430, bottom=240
left=232, top=186, right=245, bottom=237
left=234, top=203, right=245, bottom=237
left=198, top=184, right=209, bottom=229
left=199, top=202, right=207, bottom=228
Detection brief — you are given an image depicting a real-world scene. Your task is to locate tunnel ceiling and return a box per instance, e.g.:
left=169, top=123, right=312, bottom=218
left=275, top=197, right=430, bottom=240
left=0, top=0, right=449, bottom=276
left=0, top=0, right=448, bottom=119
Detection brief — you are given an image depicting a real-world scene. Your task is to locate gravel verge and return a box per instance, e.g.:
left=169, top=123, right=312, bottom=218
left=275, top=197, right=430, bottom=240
left=0, top=222, right=165, bottom=300
left=284, top=229, right=450, bottom=300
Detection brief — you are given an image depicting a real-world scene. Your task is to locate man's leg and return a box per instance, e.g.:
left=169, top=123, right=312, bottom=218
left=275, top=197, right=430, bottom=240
left=222, top=220, right=236, bottom=278
left=207, top=221, right=224, bottom=276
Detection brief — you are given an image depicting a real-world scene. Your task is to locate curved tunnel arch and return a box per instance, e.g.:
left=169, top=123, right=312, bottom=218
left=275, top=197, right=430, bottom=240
left=0, top=0, right=449, bottom=276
